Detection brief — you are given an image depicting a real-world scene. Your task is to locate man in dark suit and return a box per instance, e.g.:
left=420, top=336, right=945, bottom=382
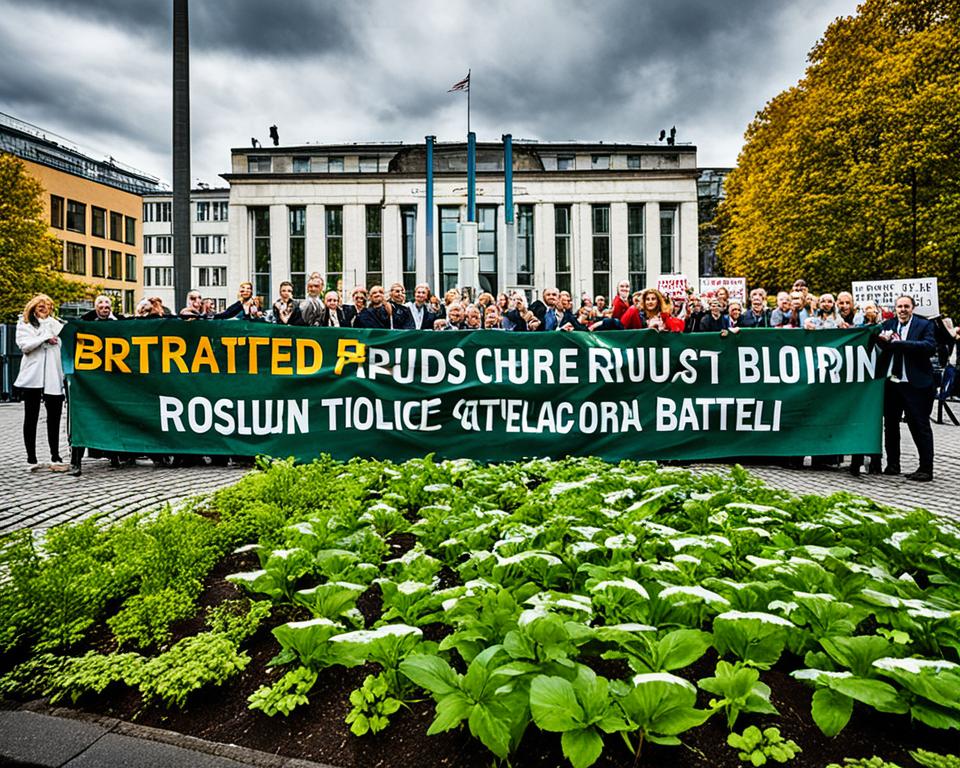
left=405, top=283, right=436, bottom=330
left=355, top=285, right=393, bottom=328
left=529, top=287, right=560, bottom=330
left=388, top=283, right=415, bottom=330
left=878, top=295, right=937, bottom=481
left=316, top=291, right=348, bottom=327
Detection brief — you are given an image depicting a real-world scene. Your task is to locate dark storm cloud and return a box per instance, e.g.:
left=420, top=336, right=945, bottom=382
left=467, top=0, right=795, bottom=141
left=22, top=0, right=356, bottom=57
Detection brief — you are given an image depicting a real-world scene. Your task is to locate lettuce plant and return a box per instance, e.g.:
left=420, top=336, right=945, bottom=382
left=617, top=672, right=713, bottom=754
left=698, top=660, right=779, bottom=729
left=529, top=665, right=631, bottom=768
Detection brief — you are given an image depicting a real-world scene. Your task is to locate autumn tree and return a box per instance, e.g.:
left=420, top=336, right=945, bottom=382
left=0, top=153, right=90, bottom=321
left=717, top=0, right=960, bottom=317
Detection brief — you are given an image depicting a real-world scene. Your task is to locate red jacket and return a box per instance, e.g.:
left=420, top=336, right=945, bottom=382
left=612, top=294, right=631, bottom=320
left=621, top=306, right=683, bottom=332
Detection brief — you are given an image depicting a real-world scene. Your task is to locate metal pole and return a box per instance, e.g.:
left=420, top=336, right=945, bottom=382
left=425, top=136, right=435, bottom=292
left=467, top=131, right=476, bottom=223
left=172, top=0, right=191, bottom=310
left=503, top=134, right=516, bottom=290
left=467, top=69, right=471, bottom=135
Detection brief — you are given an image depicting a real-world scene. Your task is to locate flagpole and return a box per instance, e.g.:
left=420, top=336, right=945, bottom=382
left=467, top=68, right=471, bottom=135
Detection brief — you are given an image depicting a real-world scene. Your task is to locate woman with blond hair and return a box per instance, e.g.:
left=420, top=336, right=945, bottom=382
left=14, top=294, right=66, bottom=467
left=621, top=288, right=684, bottom=332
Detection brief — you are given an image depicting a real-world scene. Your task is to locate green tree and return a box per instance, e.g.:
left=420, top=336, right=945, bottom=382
left=0, top=153, right=90, bottom=321
left=717, top=0, right=960, bottom=318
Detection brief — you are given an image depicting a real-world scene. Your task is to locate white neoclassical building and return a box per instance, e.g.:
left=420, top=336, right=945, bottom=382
left=221, top=139, right=700, bottom=303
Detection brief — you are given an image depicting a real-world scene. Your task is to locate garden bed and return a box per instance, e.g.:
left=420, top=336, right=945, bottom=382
left=1, top=457, right=958, bottom=768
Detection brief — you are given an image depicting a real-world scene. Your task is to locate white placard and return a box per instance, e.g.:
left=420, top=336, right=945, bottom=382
left=698, top=277, right=747, bottom=302
left=657, top=275, right=689, bottom=302
left=852, top=277, right=939, bottom=317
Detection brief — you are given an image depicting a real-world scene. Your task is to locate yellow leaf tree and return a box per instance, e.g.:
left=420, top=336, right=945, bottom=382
left=0, top=153, right=90, bottom=321
left=717, top=0, right=960, bottom=318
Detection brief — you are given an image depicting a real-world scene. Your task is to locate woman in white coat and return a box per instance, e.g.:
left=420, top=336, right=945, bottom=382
left=14, top=294, right=66, bottom=466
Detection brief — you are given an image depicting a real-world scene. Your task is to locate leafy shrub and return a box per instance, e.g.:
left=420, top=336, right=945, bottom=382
left=727, top=725, right=801, bottom=765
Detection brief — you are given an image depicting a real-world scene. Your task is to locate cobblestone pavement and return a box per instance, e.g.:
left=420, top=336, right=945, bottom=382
left=1, top=401, right=957, bottom=535
left=0, top=403, right=249, bottom=535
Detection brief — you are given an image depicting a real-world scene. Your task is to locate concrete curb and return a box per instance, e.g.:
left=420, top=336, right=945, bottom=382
left=1, top=702, right=338, bottom=768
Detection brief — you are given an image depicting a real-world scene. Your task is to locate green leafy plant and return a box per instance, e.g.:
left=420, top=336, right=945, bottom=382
left=617, top=672, right=713, bottom=756
left=47, top=651, right=145, bottom=704
left=727, top=725, right=801, bottom=765
left=698, top=660, right=779, bottom=728
left=824, top=758, right=902, bottom=768
left=293, top=581, right=366, bottom=626
left=346, top=672, right=404, bottom=736
left=529, top=665, right=630, bottom=768
left=910, top=749, right=960, bottom=768
left=598, top=626, right=712, bottom=674
left=400, top=645, right=531, bottom=760
left=107, top=587, right=200, bottom=649
left=712, top=612, right=796, bottom=669
left=138, top=632, right=250, bottom=708
left=329, top=624, right=424, bottom=693
left=248, top=665, right=318, bottom=716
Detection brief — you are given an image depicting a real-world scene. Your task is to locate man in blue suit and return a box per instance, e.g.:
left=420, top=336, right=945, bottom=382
left=878, top=295, right=937, bottom=481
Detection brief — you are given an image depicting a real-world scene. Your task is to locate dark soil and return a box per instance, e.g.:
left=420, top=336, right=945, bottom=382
left=19, top=556, right=960, bottom=768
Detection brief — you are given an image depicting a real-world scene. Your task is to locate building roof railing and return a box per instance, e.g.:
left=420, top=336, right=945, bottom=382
left=0, top=111, right=166, bottom=194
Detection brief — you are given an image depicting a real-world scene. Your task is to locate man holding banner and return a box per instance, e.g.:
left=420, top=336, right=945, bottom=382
left=878, top=295, right=937, bottom=481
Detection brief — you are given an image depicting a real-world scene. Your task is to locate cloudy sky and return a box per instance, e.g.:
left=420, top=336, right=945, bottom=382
left=0, top=0, right=859, bottom=187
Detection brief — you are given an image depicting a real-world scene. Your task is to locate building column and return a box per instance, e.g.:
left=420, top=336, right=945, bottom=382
left=227, top=204, right=248, bottom=287
left=646, top=202, right=662, bottom=285
left=610, top=202, right=628, bottom=287
left=269, top=204, right=288, bottom=303
left=305, top=204, right=324, bottom=277
left=342, top=204, right=365, bottom=291
left=679, top=201, right=699, bottom=282
left=382, top=204, right=401, bottom=286
left=538, top=202, right=554, bottom=295
left=575, top=203, right=592, bottom=299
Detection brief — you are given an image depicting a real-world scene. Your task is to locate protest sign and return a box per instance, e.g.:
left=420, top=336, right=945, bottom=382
left=852, top=277, right=939, bottom=317
left=657, top=275, right=689, bottom=302
left=699, top=277, right=747, bottom=302
left=61, top=321, right=883, bottom=463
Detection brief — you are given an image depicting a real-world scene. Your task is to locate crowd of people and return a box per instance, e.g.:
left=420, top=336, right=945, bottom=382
left=121, top=275, right=897, bottom=335
left=13, top=274, right=956, bottom=480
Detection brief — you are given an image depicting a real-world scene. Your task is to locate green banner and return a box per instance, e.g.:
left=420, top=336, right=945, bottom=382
left=61, top=321, right=883, bottom=462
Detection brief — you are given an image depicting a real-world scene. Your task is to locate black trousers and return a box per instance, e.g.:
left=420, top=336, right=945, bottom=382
left=883, top=381, right=935, bottom=472
left=20, top=388, right=64, bottom=461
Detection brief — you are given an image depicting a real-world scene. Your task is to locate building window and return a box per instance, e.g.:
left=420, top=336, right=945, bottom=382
left=110, top=211, right=123, bottom=241
left=198, top=266, right=227, bottom=287
left=66, top=200, right=86, bottom=233
left=109, top=250, right=122, bottom=280
left=124, top=290, right=135, bottom=316
left=125, top=253, right=137, bottom=282
left=293, top=157, right=311, bottom=173
left=660, top=204, right=677, bottom=273
left=125, top=216, right=136, bottom=245
left=365, top=205, right=382, bottom=287
left=591, top=155, right=610, bottom=171
left=327, top=156, right=344, bottom=173
left=212, top=201, right=229, bottom=221
left=91, top=206, right=106, bottom=238
left=211, top=235, right=227, bottom=254
left=92, top=247, right=105, bottom=277
left=143, top=235, right=152, bottom=254
left=627, top=155, right=641, bottom=170
left=155, top=236, right=172, bottom=254
left=248, top=156, right=271, bottom=173
left=440, top=206, right=460, bottom=292
left=325, top=206, right=343, bottom=292
left=555, top=205, right=572, bottom=295
left=592, top=204, right=610, bottom=299
left=252, top=208, right=271, bottom=301
left=628, top=204, right=646, bottom=289
left=478, top=205, right=498, bottom=296
left=359, top=157, right=378, bottom=173
left=50, top=195, right=64, bottom=228
left=557, top=156, right=574, bottom=171
left=289, top=206, right=306, bottom=297
left=401, top=206, right=417, bottom=292
left=65, top=242, right=85, bottom=274
left=194, top=236, right=210, bottom=254
left=196, top=201, right=210, bottom=221
left=516, top=204, right=534, bottom=287
left=144, top=267, right=173, bottom=287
